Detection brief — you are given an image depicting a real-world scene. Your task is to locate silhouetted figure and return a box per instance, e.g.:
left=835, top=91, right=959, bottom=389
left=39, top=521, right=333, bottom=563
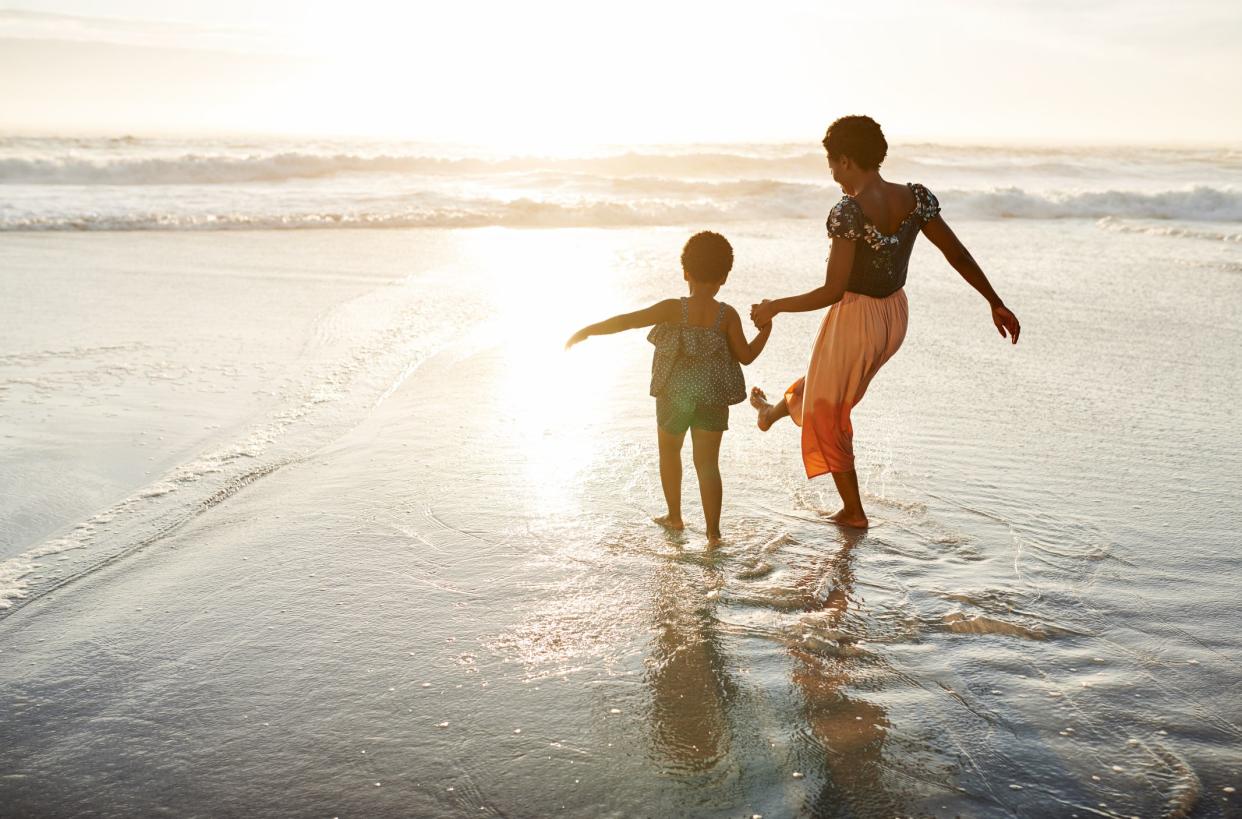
left=750, top=116, right=1020, bottom=528
left=567, top=232, right=771, bottom=545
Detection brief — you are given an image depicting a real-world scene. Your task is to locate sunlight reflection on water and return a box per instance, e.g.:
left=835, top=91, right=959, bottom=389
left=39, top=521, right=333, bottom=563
left=2, top=223, right=1240, bottom=818
left=467, top=228, right=639, bottom=518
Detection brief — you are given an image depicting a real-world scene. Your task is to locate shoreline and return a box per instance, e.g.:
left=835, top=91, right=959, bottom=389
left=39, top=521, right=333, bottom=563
left=1, top=221, right=1239, bottom=816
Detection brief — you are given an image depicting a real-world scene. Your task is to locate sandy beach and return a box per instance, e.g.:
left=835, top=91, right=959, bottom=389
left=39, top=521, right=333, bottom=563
left=2, top=217, right=1240, bottom=816
left=4, top=0, right=1242, bottom=811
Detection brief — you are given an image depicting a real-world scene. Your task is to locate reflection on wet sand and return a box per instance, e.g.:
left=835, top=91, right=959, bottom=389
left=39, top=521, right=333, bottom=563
left=789, top=531, right=903, bottom=818
left=641, top=529, right=911, bottom=816
left=644, top=559, right=737, bottom=778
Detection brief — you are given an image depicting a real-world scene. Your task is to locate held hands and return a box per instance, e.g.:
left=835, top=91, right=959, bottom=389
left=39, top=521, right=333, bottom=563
left=750, top=299, right=776, bottom=329
left=991, top=304, right=1021, bottom=344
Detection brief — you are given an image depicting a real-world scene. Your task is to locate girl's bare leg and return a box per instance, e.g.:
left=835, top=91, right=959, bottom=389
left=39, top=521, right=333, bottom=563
left=690, top=428, right=724, bottom=545
left=828, top=470, right=868, bottom=529
left=655, top=425, right=686, bottom=530
left=749, top=387, right=790, bottom=431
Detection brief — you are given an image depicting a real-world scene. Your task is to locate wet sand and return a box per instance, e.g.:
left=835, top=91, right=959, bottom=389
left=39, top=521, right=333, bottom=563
left=2, top=223, right=1240, bottom=817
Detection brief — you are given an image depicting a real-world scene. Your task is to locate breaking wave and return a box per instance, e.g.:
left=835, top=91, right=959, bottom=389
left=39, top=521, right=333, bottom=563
left=5, top=137, right=1240, bottom=230
left=1096, top=216, right=1242, bottom=243
left=5, top=184, right=1242, bottom=231
left=0, top=150, right=827, bottom=185
left=5, top=145, right=1239, bottom=187
left=951, top=185, right=1242, bottom=222
left=1, top=200, right=744, bottom=231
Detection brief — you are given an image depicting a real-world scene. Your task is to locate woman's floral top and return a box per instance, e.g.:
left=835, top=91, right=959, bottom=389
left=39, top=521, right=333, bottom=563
left=826, top=183, right=940, bottom=298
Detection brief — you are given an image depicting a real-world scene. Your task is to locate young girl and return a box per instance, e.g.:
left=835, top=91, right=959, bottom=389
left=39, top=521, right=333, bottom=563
left=565, top=231, right=771, bottom=546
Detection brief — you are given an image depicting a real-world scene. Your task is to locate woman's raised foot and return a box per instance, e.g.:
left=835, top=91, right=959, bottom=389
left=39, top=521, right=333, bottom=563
left=750, top=387, right=775, bottom=431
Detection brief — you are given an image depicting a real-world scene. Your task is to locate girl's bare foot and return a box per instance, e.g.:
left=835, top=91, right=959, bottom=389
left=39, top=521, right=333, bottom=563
left=653, top=514, right=684, bottom=531
left=706, top=532, right=723, bottom=548
left=827, top=508, right=869, bottom=529
left=750, top=387, right=775, bottom=431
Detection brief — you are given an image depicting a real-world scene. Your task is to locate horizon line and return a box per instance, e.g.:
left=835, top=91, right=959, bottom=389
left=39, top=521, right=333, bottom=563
left=1, top=126, right=1238, bottom=152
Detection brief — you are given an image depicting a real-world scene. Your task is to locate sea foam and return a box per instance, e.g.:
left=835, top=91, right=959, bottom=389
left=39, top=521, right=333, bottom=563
left=4, top=137, right=1241, bottom=231
left=3, top=185, right=1242, bottom=232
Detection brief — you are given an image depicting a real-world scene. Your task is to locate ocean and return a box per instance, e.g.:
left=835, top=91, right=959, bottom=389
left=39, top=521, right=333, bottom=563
left=1, top=136, right=1240, bottom=817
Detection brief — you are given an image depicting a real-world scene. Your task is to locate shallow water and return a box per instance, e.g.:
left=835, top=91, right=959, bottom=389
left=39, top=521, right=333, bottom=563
left=2, top=221, right=1240, bottom=817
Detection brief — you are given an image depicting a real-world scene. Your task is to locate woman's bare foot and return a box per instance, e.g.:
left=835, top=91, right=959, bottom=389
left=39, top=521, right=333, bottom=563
left=826, top=508, right=869, bottom=529
left=706, top=532, right=723, bottom=548
left=653, top=514, right=684, bottom=531
left=750, top=387, right=775, bottom=431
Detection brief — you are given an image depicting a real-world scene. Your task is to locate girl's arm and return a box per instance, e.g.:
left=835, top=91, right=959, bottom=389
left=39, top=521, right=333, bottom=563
left=921, top=216, right=1021, bottom=344
left=750, top=238, right=855, bottom=327
left=722, top=306, right=771, bottom=365
left=565, top=298, right=681, bottom=349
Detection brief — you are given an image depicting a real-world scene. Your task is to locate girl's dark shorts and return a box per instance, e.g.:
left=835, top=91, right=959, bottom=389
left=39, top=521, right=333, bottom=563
left=656, top=395, right=729, bottom=435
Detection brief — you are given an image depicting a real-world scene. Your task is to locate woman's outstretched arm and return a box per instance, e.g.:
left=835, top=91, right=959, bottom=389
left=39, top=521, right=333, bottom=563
left=565, top=298, right=681, bottom=349
left=921, top=216, right=1021, bottom=343
left=750, top=238, right=855, bottom=327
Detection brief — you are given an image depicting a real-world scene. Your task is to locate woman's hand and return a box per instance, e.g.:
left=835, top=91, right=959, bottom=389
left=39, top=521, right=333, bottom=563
left=991, top=304, right=1020, bottom=344
left=564, top=328, right=589, bottom=349
left=750, top=299, right=777, bottom=329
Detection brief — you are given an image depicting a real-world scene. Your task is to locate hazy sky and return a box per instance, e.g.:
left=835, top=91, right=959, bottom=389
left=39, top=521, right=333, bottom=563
left=2, top=0, right=1240, bottom=145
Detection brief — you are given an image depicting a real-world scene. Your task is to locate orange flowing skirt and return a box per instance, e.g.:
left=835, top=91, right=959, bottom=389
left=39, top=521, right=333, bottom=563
left=784, top=289, right=908, bottom=478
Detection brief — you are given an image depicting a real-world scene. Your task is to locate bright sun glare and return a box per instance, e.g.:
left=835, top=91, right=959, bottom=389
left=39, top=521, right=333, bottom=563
left=278, top=2, right=783, bottom=147
left=462, top=228, right=636, bottom=515
left=4, top=2, right=1242, bottom=143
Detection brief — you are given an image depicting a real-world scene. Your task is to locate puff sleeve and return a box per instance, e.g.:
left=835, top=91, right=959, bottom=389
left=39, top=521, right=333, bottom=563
left=826, top=197, right=863, bottom=241
left=911, top=183, right=940, bottom=225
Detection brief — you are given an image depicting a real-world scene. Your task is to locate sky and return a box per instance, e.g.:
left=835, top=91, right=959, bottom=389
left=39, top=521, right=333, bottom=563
left=1, top=0, right=1240, bottom=146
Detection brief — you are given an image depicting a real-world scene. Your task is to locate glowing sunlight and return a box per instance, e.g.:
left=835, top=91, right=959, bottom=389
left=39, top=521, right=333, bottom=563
left=467, top=229, right=635, bottom=514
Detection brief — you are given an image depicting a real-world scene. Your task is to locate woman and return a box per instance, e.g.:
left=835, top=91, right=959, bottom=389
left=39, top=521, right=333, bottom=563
left=749, top=115, right=1020, bottom=528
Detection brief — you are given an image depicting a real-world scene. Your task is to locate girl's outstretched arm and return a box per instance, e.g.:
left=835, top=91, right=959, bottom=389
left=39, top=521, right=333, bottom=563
left=722, top=305, right=771, bottom=365
left=565, top=298, right=681, bottom=349
left=921, top=216, right=1021, bottom=344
